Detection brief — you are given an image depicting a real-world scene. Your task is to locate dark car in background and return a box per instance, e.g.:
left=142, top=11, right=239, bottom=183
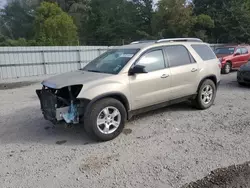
left=237, top=61, right=250, bottom=86
left=215, top=45, right=250, bottom=74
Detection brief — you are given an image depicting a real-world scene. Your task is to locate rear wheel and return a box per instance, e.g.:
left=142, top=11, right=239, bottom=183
left=192, top=79, right=216, bottom=110
left=84, top=98, right=127, bottom=141
left=222, top=62, right=231, bottom=74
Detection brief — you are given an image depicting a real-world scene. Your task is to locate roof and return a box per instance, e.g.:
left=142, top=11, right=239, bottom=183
left=113, top=38, right=204, bottom=50
left=115, top=42, right=156, bottom=50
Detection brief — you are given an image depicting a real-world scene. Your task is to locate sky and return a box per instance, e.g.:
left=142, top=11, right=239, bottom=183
left=0, top=0, right=6, bottom=8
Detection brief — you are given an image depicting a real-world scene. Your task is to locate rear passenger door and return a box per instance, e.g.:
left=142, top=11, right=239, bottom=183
left=164, top=45, right=199, bottom=100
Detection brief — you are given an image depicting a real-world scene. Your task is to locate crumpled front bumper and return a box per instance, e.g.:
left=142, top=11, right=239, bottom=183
left=36, top=89, right=71, bottom=124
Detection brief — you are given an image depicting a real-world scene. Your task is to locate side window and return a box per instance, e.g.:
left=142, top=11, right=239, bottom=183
left=241, top=48, right=248, bottom=54
left=136, top=50, right=165, bottom=72
left=165, top=45, right=192, bottom=67
left=235, top=48, right=242, bottom=54
left=191, top=44, right=217, bottom=61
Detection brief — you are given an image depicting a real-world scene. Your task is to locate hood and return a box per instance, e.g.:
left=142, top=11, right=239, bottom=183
left=42, top=70, right=112, bottom=89
left=240, top=62, right=250, bottom=71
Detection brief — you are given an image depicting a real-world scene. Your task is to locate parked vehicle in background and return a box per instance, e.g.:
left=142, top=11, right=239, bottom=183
left=237, top=60, right=250, bottom=86
left=36, top=38, right=221, bottom=141
left=215, top=45, right=250, bottom=74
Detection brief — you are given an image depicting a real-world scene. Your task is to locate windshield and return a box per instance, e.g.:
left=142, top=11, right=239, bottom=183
left=83, top=49, right=140, bottom=74
left=215, top=47, right=235, bottom=55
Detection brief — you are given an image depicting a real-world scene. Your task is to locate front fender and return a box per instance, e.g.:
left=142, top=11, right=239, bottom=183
left=77, top=83, right=130, bottom=102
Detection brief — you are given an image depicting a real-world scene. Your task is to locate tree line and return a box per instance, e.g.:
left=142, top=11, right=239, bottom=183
left=0, top=0, right=250, bottom=46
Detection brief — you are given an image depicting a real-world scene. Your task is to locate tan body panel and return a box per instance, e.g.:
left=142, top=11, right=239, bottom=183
left=77, top=73, right=131, bottom=108
left=77, top=42, right=220, bottom=111
left=42, top=41, right=221, bottom=112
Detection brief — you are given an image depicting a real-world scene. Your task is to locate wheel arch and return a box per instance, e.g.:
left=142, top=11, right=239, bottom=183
left=83, top=92, right=130, bottom=118
left=197, top=75, right=218, bottom=91
left=225, top=60, right=232, bottom=68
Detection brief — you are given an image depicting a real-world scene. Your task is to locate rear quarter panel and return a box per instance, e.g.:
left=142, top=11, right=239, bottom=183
left=185, top=44, right=211, bottom=88
left=186, top=43, right=221, bottom=85
left=205, top=59, right=221, bottom=83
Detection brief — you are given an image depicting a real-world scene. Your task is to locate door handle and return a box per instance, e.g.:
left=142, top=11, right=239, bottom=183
left=191, top=68, right=198, bottom=72
left=161, top=74, right=169, bottom=78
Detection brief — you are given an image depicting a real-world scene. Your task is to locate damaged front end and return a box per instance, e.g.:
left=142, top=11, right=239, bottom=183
left=36, top=85, right=85, bottom=125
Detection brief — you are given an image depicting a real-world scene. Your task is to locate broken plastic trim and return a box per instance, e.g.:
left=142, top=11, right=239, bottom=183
left=61, top=86, right=79, bottom=124
left=62, top=101, right=79, bottom=124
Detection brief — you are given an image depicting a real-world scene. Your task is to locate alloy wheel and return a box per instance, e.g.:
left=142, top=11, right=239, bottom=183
left=96, top=106, right=121, bottom=134
left=201, top=85, right=213, bottom=104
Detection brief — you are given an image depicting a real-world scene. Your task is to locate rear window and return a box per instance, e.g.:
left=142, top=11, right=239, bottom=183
left=191, top=44, right=217, bottom=61
left=215, top=47, right=235, bottom=55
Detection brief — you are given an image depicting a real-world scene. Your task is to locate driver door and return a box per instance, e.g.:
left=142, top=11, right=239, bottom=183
left=129, top=49, right=171, bottom=110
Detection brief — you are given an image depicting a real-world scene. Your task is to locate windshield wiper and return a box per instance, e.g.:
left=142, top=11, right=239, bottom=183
left=87, top=70, right=102, bottom=73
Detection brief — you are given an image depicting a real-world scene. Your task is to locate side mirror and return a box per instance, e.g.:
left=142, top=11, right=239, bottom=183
left=234, top=52, right=240, bottom=56
left=129, top=65, right=148, bottom=75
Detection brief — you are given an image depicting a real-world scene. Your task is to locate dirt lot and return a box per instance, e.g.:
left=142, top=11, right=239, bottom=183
left=0, top=72, right=250, bottom=188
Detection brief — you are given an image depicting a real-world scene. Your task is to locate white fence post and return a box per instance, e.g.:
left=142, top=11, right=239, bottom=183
left=41, top=50, right=47, bottom=75
left=77, top=49, right=81, bottom=70
left=98, top=49, right=101, bottom=56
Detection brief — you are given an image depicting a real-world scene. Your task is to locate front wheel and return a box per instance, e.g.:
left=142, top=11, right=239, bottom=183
left=192, top=79, right=216, bottom=110
left=84, top=98, right=127, bottom=141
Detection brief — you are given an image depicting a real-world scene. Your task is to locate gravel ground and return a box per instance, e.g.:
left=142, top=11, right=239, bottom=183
left=0, top=72, right=250, bottom=188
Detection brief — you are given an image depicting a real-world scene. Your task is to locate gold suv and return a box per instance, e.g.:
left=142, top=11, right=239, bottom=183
left=36, top=38, right=221, bottom=141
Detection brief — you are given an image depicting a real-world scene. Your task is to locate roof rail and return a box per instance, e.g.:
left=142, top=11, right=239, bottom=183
left=130, top=40, right=157, bottom=44
left=156, top=38, right=203, bottom=43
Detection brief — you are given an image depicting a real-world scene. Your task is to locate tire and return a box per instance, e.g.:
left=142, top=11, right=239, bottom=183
left=222, top=62, right=231, bottom=74
left=84, top=98, right=127, bottom=141
left=192, top=79, right=216, bottom=110
left=238, top=81, right=246, bottom=86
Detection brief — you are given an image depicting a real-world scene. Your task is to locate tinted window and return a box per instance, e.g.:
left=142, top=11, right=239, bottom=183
left=192, top=44, right=217, bottom=61
left=165, top=45, right=191, bottom=67
left=137, top=50, right=165, bottom=72
left=241, top=48, right=248, bottom=54
left=235, top=48, right=242, bottom=54
left=215, top=47, right=235, bottom=55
